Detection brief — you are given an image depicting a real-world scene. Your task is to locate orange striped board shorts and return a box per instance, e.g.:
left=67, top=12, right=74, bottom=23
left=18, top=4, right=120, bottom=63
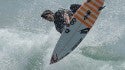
left=73, top=0, right=105, bottom=28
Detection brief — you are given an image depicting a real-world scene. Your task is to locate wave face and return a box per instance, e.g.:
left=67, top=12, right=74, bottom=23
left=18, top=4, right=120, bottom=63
left=0, top=0, right=125, bottom=70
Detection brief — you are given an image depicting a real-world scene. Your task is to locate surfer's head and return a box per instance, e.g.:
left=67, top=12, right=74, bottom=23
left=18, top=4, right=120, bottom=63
left=41, top=10, right=54, bottom=22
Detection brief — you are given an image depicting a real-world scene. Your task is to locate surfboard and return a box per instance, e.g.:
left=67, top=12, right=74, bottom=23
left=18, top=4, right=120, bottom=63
left=50, top=0, right=105, bottom=64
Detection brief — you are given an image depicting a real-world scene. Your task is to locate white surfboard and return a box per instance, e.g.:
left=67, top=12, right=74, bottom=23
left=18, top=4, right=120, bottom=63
left=50, top=0, right=105, bottom=64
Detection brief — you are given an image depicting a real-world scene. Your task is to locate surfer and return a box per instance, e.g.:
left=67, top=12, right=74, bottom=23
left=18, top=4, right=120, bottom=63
left=41, top=4, right=81, bottom=33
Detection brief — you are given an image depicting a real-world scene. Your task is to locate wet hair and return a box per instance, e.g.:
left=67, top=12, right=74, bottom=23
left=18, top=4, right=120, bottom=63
left=41, top=10, right=54, bottom=19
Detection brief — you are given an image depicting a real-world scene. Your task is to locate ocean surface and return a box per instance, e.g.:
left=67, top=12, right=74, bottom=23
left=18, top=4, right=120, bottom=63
left=0, top=0, right=125, bottom=70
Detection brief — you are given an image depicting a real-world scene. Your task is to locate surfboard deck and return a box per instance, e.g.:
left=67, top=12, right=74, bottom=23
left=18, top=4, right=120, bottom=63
left=50, top=0, right=105, bottom=64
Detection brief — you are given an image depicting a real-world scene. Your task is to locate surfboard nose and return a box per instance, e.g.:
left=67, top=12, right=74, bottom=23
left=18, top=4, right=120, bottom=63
left=50, top=54, right=58, bottom=64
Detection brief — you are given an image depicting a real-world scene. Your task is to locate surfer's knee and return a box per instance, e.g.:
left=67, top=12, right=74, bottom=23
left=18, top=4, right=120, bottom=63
left=70, top=4, right=81, bottom=13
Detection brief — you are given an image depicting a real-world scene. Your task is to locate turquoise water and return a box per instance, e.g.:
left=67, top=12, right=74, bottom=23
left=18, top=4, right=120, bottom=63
left=0, top=0, right=125, bottom=70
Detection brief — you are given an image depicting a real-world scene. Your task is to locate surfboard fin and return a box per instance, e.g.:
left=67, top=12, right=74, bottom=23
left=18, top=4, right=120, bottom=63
left=80, top=28, right=90, bottom=34
left=84, top=10, right=91, bottom=20
left=87, top=0, right=91, bottom=3
left=98, top=6, right=106, bottom=11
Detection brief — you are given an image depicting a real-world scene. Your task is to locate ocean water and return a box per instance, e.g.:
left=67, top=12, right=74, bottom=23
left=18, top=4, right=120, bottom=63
left=0, top=0, right=125, bottom=70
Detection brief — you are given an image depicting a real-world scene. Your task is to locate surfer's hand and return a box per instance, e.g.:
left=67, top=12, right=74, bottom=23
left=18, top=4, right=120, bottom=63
left=64, top=13, right=70, bottom=23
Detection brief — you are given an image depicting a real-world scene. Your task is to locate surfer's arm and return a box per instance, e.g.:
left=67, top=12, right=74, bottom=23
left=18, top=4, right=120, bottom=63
left=64, top=13, right=70, bottom=23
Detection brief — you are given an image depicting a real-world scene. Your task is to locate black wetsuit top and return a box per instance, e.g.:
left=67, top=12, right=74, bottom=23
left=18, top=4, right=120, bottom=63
left=54, top=9, right=66, bottom=33
left=54, top=4, right=81, bottom=33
